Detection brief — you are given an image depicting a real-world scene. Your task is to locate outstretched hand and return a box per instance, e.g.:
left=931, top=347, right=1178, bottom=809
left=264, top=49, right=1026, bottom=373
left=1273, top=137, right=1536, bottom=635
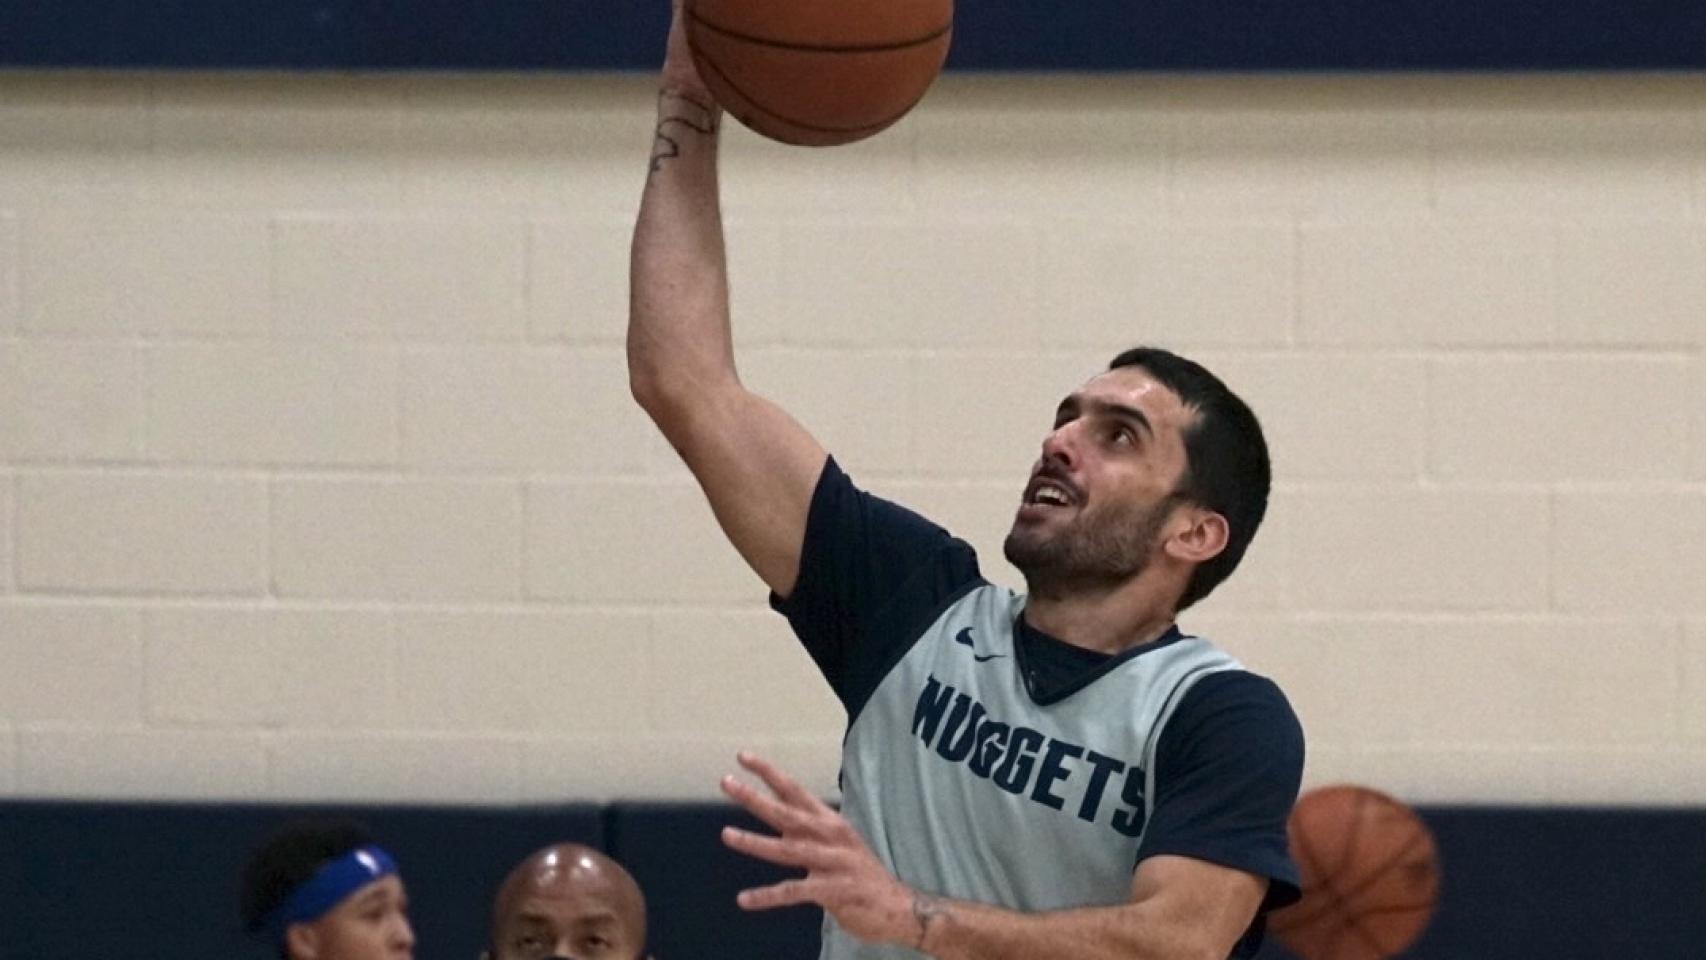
left=720, top=753, right=935, bottom=949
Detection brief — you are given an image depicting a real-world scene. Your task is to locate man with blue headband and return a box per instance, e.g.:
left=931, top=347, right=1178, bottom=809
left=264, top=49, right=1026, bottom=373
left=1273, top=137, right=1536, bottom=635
left=241, top=818, right=415, bottom=960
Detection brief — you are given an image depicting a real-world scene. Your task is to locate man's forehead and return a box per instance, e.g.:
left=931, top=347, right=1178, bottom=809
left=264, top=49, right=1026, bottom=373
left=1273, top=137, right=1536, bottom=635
left=508, top=897, right=621, bottom=925
left=522, top=870, right=619, bottom=905
left=1078, top=368, right=1189, bottom=419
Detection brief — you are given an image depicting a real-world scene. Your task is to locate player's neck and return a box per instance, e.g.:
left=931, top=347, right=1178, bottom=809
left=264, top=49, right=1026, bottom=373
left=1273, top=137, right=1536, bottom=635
left=1022, top=587, right=1177, bottom=656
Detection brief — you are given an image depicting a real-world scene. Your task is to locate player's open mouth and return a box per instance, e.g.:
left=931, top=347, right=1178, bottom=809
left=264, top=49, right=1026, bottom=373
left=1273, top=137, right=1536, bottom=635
left=1022, top=477, right=1078, bottom=509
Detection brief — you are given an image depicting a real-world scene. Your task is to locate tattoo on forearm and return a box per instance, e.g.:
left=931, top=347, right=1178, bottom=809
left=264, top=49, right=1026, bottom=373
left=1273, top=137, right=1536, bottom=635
left=912, top=893, right=948, bottom=950
left=649, top=90, right=719, bottom=174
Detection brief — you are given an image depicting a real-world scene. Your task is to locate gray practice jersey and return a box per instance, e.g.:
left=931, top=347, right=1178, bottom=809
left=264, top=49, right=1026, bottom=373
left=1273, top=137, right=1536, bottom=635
left=773, top=459, right=1304, bottom=960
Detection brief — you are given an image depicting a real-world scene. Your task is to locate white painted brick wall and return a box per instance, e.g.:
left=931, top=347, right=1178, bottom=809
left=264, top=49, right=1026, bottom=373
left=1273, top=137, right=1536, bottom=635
left=1556, top=221, right=1706, bottom=348
left=274, top=216, right=528, bottom=341
left=0, top=340, right=141, bottom=461
left=24, top=212, right=271, bottom=338
left=1694, top=359, right=1706, bottom=480
left=1040, top=221, right=1294, bottom=348
left=1686, top=620, right=1706, bottom=746
left=145, top=343, right=399, bottom=466
left=1430, top=79, right=1704, bottom=218
left=1168, top=78, right=1434, bottom=218
left=1300, top=221, right=1557, bottom=346
left=267, top=732, right=523, bottom=804
left=17, top=472, right=268, bottom=595
left=145, top=606, right=395, bottom=728
left=392, top=609, right=649, bottom=735
left=272, top=478, right=523, bottom=600
left=740, top=349, right=915, bottom=475
left=0, top=212, right=18, bottom=334
left=400, top=346, right=648, bottom=474
left=147, top=76, right=409, bottom=211
left=17, top=728, right=268, bottom=799
left=648, top=609, right=843, bottom=738
left=1553, top=490, right=1706, bottom=615
left=0, top=473, right=12, bottom=594
left=1284, top=487, right=1551, bottom=612
left=527, top=218, right=635, bottom=344
left=1205, top=353, right=1428, bottom=480
left=1429, top=355, right=1693, bottom=481
left=0, top=71, right=1701, bottom=804
left=0, top=603, right=143, bottom=724
left=525, top=481, right=758, bottom=603
left=0, top=722, right=14, bottom=792
left=779, top=220, right=1041, bottom=348
left=912, top=80, right=1166, bottom=216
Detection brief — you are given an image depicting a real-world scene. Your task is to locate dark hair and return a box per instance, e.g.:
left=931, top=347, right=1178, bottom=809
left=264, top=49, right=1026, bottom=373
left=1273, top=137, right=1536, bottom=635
left=1107, top=346, right=1270, bottom=611
left=240, top=818, right=375, bottom=935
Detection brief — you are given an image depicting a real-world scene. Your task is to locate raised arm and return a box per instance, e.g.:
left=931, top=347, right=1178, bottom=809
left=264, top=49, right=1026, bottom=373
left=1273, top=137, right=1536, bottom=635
left=629, top=1, right=827, bottom=597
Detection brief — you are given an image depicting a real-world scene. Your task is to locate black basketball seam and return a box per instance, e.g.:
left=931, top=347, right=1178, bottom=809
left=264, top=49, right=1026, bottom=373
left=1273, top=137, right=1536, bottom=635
left=1334, top=788, right=1372, bottom=880
left=689, top=13, right=952, bottom=54
left=1332, top=828, right=1437, bottom=908
left=1343, top=911, right=1391, bottom=959
left=1269, top=889, right=1343, bottom=935
left=1319, top=915, right=1353, bottom=960
left=1273, top=823, right=1344, bottom=933
left=1351, top=898, right=1438, bottom=918
left=691, top=47, right=924, bottom=137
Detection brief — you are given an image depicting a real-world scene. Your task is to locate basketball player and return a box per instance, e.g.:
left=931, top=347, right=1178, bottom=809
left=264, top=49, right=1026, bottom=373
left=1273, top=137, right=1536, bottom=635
left=240, top=818, right=415, bottom=960
left=628, top=4, right=1305, bottom=958
left=483, top=843, right=649, bottom=960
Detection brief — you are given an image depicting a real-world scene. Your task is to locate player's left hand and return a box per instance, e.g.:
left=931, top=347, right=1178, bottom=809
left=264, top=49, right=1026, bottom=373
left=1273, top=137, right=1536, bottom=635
left=720, top=752, right=918, bottom=947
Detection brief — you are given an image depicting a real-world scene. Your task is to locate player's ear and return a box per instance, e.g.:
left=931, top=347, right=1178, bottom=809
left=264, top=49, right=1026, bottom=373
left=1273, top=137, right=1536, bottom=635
left=286, top=923, right=319, bottom=960
left=1165, top=505, right=1228, bottom=565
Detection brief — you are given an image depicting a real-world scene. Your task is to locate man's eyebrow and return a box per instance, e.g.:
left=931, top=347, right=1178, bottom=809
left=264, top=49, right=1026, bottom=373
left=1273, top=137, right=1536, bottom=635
left=1070, top=395, right=1154, bottom=439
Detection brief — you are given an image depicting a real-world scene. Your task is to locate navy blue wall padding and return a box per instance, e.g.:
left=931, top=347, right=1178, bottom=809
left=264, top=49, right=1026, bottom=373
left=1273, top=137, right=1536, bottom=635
left=606, top=801, right=825, bottom=960
left=3, top=0, right=1706, bottom=71
left=5, top=801, right=1706, bottom=959
left=0, top=801, right=604, bottom=960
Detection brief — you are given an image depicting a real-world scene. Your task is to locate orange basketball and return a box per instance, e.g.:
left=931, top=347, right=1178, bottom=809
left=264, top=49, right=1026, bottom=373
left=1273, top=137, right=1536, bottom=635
left=684, top=0, right=952, bottom=147
left=1269, top=785, right=1441, bottom=960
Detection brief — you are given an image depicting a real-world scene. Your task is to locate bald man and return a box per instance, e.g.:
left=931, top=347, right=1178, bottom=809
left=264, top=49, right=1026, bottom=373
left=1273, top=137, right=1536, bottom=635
left=483, top=844, right=649, bottom=960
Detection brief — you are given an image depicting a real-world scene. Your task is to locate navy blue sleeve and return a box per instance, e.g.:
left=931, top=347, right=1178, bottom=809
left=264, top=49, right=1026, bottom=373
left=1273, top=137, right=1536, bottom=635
left=1135, top=671, right=1305, bottom=913
left=770, top=457, right=983, bottom=719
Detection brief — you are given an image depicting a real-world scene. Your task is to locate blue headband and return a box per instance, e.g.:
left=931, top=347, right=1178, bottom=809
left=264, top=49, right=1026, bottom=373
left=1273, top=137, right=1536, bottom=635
left=264, top=845, right=399, bottom=941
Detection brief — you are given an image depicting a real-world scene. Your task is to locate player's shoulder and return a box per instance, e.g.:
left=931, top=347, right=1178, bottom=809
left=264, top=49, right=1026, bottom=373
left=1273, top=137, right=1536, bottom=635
left=1170, top=654, right=1303, bottom=745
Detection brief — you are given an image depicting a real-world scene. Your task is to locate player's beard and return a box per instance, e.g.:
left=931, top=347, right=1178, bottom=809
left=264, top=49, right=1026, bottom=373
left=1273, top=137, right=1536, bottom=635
left=1004, top=492, right=1180, bottom=601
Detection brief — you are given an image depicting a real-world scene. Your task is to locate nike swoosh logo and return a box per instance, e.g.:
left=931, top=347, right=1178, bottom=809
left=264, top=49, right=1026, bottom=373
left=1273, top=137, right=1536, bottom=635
left=954, top=627, right=1006, bottom=661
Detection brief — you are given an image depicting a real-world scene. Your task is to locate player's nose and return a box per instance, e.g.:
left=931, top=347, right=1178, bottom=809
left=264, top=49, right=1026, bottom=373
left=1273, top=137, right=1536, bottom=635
left=392, top=915, right=416, bottom=951
left=1039, top=420, right=1079, bottom=468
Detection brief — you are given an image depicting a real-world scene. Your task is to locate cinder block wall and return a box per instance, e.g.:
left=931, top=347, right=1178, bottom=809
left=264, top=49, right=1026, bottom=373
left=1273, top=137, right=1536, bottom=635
left=0, top=72, right=1701, bottom=804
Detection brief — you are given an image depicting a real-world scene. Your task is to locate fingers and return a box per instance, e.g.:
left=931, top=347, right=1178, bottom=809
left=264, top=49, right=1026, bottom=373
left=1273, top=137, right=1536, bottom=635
left=721, top=825, right=841, bottom=869
left=735, top=878, right=823, bottom=911
left=737, top=751, right=834, bottom=814
left=721, top=773, right=815, bottom=836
